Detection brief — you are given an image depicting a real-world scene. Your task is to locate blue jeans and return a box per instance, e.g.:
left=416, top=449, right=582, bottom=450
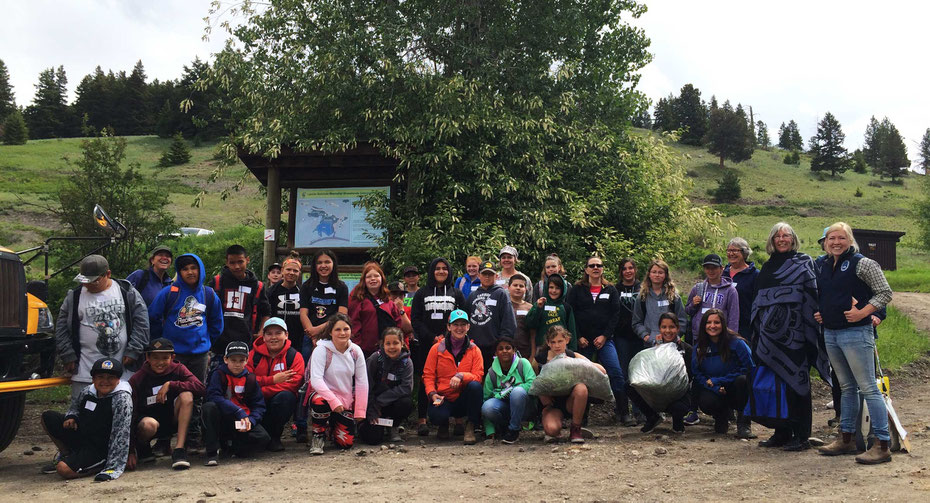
left=615, top=336, right=644, bottom=415
left=824, top=325, right=890, bottom=441
left=481, top=387, right=536, bottom=435
left=579, top=338, right=626, bottom=408
left=427, top=381, right=483, bottom=426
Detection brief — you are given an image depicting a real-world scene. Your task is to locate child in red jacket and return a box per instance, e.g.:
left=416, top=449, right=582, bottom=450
left=247, top=317, right=305, bottom=452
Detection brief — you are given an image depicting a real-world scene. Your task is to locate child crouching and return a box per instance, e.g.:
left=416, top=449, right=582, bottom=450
left=360, top=327, right=413, bottom=445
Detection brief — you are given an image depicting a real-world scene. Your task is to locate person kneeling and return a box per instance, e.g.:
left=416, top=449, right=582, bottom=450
left=482, top=337, right=536, bottom=444
left=360, top=327, right=413, bottom=444
left=202, top=342, right=270, bottom=466
left=128, top=338, right=205, bottom=470
left=535, top=326, right=605, bottom=444
left=248, top=317, right=305, bottom=452
left=41, top=358, right=133, bottom=481
left=307, top=313, right=369, bottom=454
left=423, top=310, right=484, bottom=445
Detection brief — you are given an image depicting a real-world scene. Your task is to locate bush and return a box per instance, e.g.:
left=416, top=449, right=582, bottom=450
left=710, top=169, right=741, bottom=203
left=783, top=150, right=800, bottom=165
left=868, top=180, right=882, bottom=188
left=755, top=186, right=766, bottom=192
left=160, top=226, right=265, bottom=278
left=1, top=110, right=28, bottom=145
left=158, top=132, right=192, bottom=167
left=854, top=187, right=863, bottom=197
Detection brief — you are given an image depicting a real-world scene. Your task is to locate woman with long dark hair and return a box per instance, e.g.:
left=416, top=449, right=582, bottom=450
left=613, top=258, right=644, bottom=426
left=299, top=249, right=348, bottom=358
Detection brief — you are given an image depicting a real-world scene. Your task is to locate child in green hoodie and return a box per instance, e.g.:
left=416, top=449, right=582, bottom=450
left=526, top=274, right=577, bottom=354
left=481, top=337, right=536, bottom=444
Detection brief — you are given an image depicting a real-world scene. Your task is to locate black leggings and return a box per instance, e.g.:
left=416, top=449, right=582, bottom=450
left=412, top=337, right=432, bottom=419
left=696, top=375, right=749, bottom=425
left=359, top=397, right=414, bottom=445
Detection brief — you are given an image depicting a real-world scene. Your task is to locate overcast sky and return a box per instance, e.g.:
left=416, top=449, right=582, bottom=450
left=3, top=0, right=927, bottom=163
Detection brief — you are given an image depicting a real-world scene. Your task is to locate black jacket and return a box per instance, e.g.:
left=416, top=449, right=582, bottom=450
left=208, top=267, right=271, bottom=351
left=565, top=282, right=621, bottom=342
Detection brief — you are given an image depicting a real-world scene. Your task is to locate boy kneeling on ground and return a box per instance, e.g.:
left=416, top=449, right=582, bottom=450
left=41, top=357, right=133, bottom=481
left=202, top=341, right=270, bottom=465
left=128, top=337, right=206, bottom=470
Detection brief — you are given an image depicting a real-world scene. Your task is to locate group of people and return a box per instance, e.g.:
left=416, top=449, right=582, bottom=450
left=44, top=220, right=895, bottom=482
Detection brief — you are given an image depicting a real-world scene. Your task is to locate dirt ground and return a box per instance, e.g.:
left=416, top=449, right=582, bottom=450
left=2, top=294, right=929, bottom=502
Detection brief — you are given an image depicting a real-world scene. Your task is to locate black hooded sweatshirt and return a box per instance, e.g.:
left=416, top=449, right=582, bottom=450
left=208, top=266, right=271, bottom=352
left=410, top=258, right=466, bottom=345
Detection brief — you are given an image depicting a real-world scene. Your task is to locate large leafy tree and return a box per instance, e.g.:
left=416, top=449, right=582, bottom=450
left=208, top=0, right=717, bottom=274
left=704, top=100, right=754, bottom=168
left=0, top=59, right=15, bottom=122
left=809, top=112, right=848, bottom=177
left=673, top=83, right=707, bottom=146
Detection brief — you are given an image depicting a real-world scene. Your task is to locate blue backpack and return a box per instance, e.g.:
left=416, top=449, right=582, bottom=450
left=743, top=365, right=789, bottom=428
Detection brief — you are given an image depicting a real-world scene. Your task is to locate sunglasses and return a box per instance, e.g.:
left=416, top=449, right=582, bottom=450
left=586, top=263, right=604, bottom=269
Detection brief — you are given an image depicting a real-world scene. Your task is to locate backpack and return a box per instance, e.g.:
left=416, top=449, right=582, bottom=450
left=251, top=346, right=298, bottom=372
left=213, top=274, right=263, bottom=329
left=69, top=279, right=134, bottom=358
left=743, top=365, right=789, bottom=429
left=487, top=358, right=528, bottom=390
left=297, top=345, right=361, bottom=411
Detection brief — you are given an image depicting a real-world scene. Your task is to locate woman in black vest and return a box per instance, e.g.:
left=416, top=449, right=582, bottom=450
left=814, top=222, right=893, bottom=465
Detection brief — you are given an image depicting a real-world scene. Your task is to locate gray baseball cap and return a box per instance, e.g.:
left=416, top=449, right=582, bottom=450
left=74, top=255, right=110, bottom=283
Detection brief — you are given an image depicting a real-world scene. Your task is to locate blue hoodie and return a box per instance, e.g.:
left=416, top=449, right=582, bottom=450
left=148, top=253, right=224, bottom=355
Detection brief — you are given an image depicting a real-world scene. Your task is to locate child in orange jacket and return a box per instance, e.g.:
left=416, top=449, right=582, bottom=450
left=247, top=317, right=305, bottom=451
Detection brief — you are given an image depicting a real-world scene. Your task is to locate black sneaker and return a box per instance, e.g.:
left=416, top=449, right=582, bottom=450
left=40, top=452, right=61, bottom=475
left=501, top=429, right=520, bottom=444
left=782, top=438, right=811, bottom=452
left=736, top=424, right=757, bottom=439
left=153, top=437, right=172, bottom=457
left=672, top=416, right=685, bottom=433
left=683, top=411, right=700, bottom=426
left=417, top=423, right=430, bottom=436
left=267, top=438, right=285, bottom=452
left=759, top=433, right=790, bottom=448
left=204, top=451, right=218, bottom=467
left=137, top=441, right=156, bottom=464
left=171, top=448, right=190, bottom=470
left=640, top=415, right=661, bottom=434
left=619, top=414, right=637, bottom=427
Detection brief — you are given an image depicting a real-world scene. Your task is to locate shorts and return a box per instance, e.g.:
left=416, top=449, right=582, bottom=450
left=61, top=449, right=107, bottom=474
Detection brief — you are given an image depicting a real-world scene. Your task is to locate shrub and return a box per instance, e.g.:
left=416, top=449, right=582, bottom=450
left=1, top=110, right=28, bottom=145
left=711, top=169, right=741, bottom=203
left=854, top=187, right=863, bottom=197
left=159, top=132, right=192, bottom=167
left=783, top=150, right=800, bottom=165
left=160, top=225, right=265, bottom=278
left=755, top=186, right=766, bottom=192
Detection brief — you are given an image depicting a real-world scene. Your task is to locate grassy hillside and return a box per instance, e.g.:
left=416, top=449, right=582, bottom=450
left=0, top=136, right=264, bottom=251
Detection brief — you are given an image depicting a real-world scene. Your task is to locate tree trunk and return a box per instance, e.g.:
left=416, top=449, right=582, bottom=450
left=719, top=156, right=725, bottom=169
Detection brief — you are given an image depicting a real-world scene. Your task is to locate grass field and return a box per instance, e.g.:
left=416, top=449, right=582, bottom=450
left=877, top=306, right=930, bottom=370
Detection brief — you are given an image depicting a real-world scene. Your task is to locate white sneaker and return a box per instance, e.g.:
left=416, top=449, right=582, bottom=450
left=309, top=435, right=324, bottom=455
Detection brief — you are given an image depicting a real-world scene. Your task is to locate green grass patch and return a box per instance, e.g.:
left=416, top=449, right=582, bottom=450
left=25, top=385, right=70, bottom=405
left=877, top=306, right=930, bottom=370
left=885, top=268, right=930, bottom=293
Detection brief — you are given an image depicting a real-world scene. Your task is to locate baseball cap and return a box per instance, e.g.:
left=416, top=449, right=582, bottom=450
left=262, top=317, right=288, bottom=332
left=268, top=262, right=281, bottom=272
left=74, top=255, right=109, bottom=283
left=702, top=254, right=723, bottom=268
left=818, top=226, right=830, bottom=245
left=479, top=261, right=497, bottom=274
left=499, top=245, right=518, bottom=259
left=90, top=357, right=123, bottom=378
left=403, top=265, right=419, bottom=276
left=225, top=341, right=250, bottom=357
left=448, top=309, right=469, bottom=324
left=388, top=281, right=404, bottom=294
left=145, top=338, right=175, bottom=353
left=149, top=245, right=172, bottom=259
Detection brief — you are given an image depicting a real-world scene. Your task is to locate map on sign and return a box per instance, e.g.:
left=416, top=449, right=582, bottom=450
left=294, top=187, right=389, bottom=248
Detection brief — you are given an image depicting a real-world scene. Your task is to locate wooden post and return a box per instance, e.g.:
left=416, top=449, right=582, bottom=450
left=263, top=165, right=281, bottom=274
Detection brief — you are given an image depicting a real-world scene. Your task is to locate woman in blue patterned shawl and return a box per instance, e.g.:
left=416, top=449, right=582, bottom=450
left=750, top=222, right=830, bottom=452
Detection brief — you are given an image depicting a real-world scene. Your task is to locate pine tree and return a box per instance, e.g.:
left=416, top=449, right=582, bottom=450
left=674, top=83, right=707, bottom=146
left=1, top=109, right=28, bottom=145
left=0, top=59, right=15, bottom=122
left=777, top=122, right=789, bottom=149
left=809, top=112, right=848, bottom=177
left=704, top=100, right=754, bottom=168
left=851, top=149, right=868, bottom=174
left=787, top=120, right=803, bottom=151
left=23, top=66, right=74, bottom=138
left=756, top=120, right=770, bottom=150
left=863, top=116, right=881, bottom=169
left=918, top=128, right=930, bottom=175
left=711, top=168, right=741, bottom=203
left=631, top=106, right=652, bottom=129
left=124, top=61, right=150, bottom=135
left=159, top=132, right=192, bottom=166
left=652, top=95, right=677, bottom=132
left=878, top=119, right=909, bottom=182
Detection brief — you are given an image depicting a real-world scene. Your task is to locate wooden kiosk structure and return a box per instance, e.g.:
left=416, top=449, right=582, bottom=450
left=239, top=143, right=399, bottom=275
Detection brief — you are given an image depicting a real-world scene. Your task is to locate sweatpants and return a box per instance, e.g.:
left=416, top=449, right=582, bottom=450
left=262, top=391, right=297, bottom=442
left=309, top=392, right=357, bottom=448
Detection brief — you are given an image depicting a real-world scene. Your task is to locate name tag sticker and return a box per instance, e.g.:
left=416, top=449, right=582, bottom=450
left=702, top=307, right=710, bottom=314
left=657, top=300, right=670, bottom=307
left=387, top=373, right=397, bottom=381
left=289, top=293, right=300, bottom=300
left=732, top=282, right=738, bottom=288
left=273, top=362, right=285, bottom=371
left=516, top=310, right=528, bottom=316
left=146, top=396, right=158, bottom=406
left=431, top=312, right=444, bottom=320
left=193, top=302, right=207, bottom=312
left=152, top=385, right=163, bottom=395
left=234, top=385, right=245, bottom=393
left=486, top=299, right=498, bottom=306
left=599, top=293, right=610, bottom=299
left=239, top=285, right=252, bottom=294
left=324, top=287, right=336, bottom=294
left=375, top=418, right=394, bottom=427
left=84, top=401, right=97, bottom=411
left=621, top=292, right=634, bottom=298
left=544, top=305, right=557, bottom=312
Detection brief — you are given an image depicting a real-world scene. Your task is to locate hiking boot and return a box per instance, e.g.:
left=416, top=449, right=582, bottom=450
left=736, top=424, right=757, bottom=440
left=453, top=422, right=465, bottom=437
left=417, top=422, right=430, bottom=436
left=570, top=424, right=585, bottom=444
left=171, top=448, right=190, bottom=470
left=855, top=442, right=892, bottom=465
left=759, top=433, right=790, bottom=448
left=463, top=421, right=477, bottom=445
left=137, top=441, right=156, bottom=464
left=501, top=429, right=520, bottom=444
left=683, top=411, right=700, bottom=426
left=782, top=438, right=811, bottom=452
left=437, top=423, right=450, bottom=440
left=267, top=438, right=285, bottom=452
left=620, top=414, right=637, bottom=427
left=295, top=426, right=308, bottom=444
left=640, top=415, right=661, bottom=434
left=309, top=434, right=325, bottom=455
left=713, top=417, right=729, bottom=434
left=389, top=425, right=403, bottom=443
left=204, top=451, right=218, bottom=467
left=672, top=416, right=685, bottom=434
left=819, top=435, right=858, bottom=456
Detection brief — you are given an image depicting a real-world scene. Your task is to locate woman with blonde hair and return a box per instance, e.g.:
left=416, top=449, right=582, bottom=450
left=631, top=259, right=687, bottom=345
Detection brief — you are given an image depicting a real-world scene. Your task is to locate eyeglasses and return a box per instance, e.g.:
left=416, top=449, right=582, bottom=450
left=586, top=264, right=604, bottom=269
left=725, top=249, right=741, bottom=254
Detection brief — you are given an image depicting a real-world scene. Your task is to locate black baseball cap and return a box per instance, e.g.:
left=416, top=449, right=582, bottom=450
left=702, top=254, right=723, bottom=268
left=480, top=261, right=497, bottom=274
left=145, top=338, right=175, bottom=353
left=268, top=262, right=281, bottom=272
left=403, top=265, right=419, bottom=276
left=90, top=357, right=123, bottom=378
left=225, top=341, right=250, bottom=357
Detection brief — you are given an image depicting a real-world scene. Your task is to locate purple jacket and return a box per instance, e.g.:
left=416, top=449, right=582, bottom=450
left=685, top=276, right=740, bottom=336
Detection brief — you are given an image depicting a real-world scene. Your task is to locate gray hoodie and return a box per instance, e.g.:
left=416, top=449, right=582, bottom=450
left=631, top=288, right=687, bottom=344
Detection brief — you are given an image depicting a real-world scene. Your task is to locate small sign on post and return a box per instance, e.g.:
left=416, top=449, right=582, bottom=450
left=264, top=229, right=275, bottom=242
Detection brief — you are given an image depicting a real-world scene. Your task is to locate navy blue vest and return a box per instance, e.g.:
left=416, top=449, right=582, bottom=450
left=817, top=250, right=872, bottom=329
